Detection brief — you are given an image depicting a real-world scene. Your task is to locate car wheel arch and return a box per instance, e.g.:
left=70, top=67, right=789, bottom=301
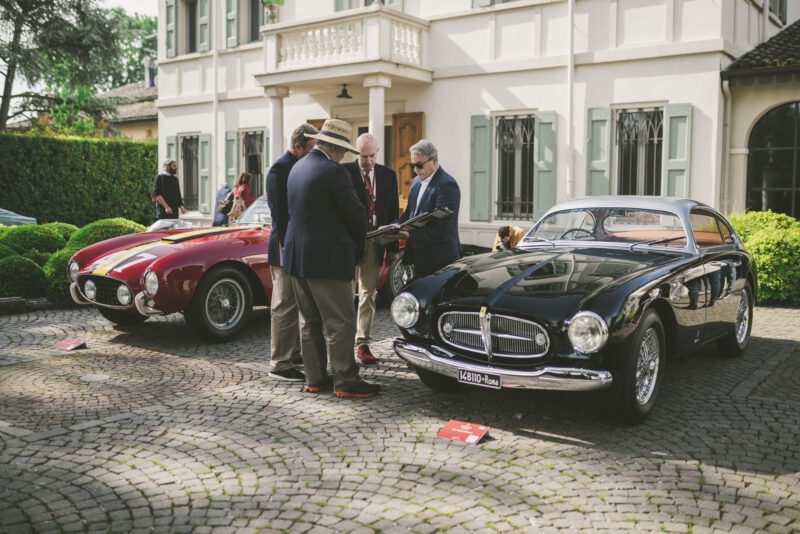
left=195, top=260, right=264, bottom=307
left=639, top=298, right=677, bottom=362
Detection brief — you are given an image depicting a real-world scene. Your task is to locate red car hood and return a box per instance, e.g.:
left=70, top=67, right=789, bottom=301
left=77, top=225, right=267, bottom=284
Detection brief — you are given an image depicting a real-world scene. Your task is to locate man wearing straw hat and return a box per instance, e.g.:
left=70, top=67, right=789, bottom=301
left=283, top=119, right=381, bottom=398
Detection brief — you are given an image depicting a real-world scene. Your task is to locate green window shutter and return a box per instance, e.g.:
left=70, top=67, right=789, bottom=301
left=225, top=131, right=238, bottom=188
left=533, top=111, right=557, bottom=220
left=586, top=107, right=611, bottom=195
left=662, top=103, right=693, bottom=197
left=166, top=135, right=177, bottom=161
left=199, top=134, right=212, bottom=213
left=198, top=0, right=211, bottom=52
left=226, top=0, right=238, bottom=48
left=470, top=115, right=492, bottom=222
left=335, top=0, right=350, bottom=12
left=165, top=0, right=177, bottom=58
left=472, top=0, right=494, bottom=7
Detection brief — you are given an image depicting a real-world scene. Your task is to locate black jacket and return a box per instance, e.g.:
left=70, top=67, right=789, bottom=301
left=265, top=150, right=299, bottom=268
left=343, top=161, right=399, bottom=264
left=284, top=149, right=366, bottom=280
left=397, top=166, right=461, bottom=276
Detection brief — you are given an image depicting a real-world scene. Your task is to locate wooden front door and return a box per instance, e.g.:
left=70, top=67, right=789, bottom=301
left=392, top=112, right=424, bottom=212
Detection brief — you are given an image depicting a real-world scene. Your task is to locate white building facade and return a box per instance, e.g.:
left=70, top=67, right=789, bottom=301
left=157, top=0, right=796, bottom=246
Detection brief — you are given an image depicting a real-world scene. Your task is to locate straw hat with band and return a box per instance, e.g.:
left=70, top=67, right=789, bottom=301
left=305, top=118, right=360, bottom=155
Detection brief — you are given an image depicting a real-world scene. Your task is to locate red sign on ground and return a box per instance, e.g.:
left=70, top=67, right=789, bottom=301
left=54, top=338, right=86, bottom=351
left=437, top=419, right=490, bottom=445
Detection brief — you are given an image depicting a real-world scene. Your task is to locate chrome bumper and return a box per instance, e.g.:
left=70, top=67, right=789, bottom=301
left=69, top=282, right=91, bottom=305
left=134, top=292, right=164, bottom=316
left=394, top=338, right=613, bottom=391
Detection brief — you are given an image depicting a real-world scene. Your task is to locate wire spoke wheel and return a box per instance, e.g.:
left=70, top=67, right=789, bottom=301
left=205, top=278, right=245, bottom=330
left=735, top=291, right=750, bottom=345
left=635, top=328, right=660, bottom=406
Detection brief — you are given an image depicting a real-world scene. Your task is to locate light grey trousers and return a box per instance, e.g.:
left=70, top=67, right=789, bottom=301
left=269, top=265, right=302, bottom=372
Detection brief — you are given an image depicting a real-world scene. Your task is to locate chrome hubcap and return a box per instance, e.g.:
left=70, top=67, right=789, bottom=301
left=735, top=291, right=750, bottom=345
left=206, top=279, right=245, bottom=330
left=635, top=328, right=660, bottom=406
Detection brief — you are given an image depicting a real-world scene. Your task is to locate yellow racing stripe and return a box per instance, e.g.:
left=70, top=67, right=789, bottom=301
left=91, top=241, right=161, bottom=276
left=160, top=227, right=234, bottom=243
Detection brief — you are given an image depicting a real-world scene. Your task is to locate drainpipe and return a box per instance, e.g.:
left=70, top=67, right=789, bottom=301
left=721, top=79, right=732, bottom=213
left=761, top=0, right=768, bottom=42
left=566, top=0, right=575, bottom=197
left=212, top=1, right=220, bottom=198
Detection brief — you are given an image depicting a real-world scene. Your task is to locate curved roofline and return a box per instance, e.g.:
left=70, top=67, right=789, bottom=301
left=542, top=196, right=709, bottom=214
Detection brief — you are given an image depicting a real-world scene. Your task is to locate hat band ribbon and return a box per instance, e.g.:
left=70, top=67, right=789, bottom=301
left=319, top=129, right=352, bottom=144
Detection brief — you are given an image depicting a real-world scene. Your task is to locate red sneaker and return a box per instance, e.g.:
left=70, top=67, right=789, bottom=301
left=356, top=345, right=378, bottom=365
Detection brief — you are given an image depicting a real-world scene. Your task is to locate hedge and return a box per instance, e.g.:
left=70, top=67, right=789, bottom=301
left=744, top=229, right=800, bottom=305
left=41, top=222, right=79, bottom=242
left=44, top=246, right=80, bottom=304
left=728, top=210, right=800, bottom=243
left=0, top=256, right=47, bottom=298
left=0, top=243, right=15, bottom=260
left=0, top=225, right=65, bottom=254
left=22, top=250, right=51, bottom=267
left=0, top=133, right=157, bottom=226
left=67, top=218, right=146, bottom=249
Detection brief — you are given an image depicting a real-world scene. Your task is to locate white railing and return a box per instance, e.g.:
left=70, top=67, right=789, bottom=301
left=262, top=5, right=428, bottom=74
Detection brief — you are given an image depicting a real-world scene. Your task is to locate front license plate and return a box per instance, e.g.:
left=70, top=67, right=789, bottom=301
left=458, top=369, right=501, bottom=389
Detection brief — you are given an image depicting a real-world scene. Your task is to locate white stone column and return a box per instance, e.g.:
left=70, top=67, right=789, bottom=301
left=363, top=75, right=392, bottom=164
left=266, top=86, right=289, bottom=162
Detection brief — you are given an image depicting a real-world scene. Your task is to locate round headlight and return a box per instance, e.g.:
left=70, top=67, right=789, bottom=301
left=68, top=260, right=80, bottom=283
left=84, top=280, right=97, bottom=300
left=567, top=311, right=609, bottom=354
left=143, top=271, right=159, bottom=296
left=391, top=292, right=419, bottom=329
left=117, top=284, right=131, bottom=306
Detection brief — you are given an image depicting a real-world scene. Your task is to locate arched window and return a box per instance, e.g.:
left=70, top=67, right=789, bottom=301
left=746, top=102, right=800, bottom=218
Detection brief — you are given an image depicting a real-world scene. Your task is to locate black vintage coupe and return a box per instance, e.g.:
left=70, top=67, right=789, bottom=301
left=391, top=197, right=755, bottom=423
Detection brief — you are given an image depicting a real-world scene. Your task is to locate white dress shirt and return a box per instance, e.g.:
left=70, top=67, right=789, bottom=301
left=413, top=167, right=438, bottom=216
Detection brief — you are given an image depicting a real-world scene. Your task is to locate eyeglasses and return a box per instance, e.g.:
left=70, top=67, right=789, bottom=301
left=411, top=157, right=434, bottom=170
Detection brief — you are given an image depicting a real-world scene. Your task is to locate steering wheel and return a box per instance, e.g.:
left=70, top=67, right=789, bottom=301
left=560, top=227, right=593, bottom=240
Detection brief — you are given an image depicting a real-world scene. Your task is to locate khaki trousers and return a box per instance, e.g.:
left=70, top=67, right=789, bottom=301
left=269, top=265, right=302, bottom=372
left=355, top=240, right=381, bottom=347
left=290, top=276, right=361, bottom=389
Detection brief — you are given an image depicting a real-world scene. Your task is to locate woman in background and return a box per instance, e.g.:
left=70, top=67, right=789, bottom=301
left=229, top=171, right=254, bottom=221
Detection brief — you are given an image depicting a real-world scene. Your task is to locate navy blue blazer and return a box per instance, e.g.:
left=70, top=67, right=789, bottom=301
left=343, top=161, right=399, bottom=264
left=265, top=150, right=299, bottom=268
left=397, top=165, right=461, bottom=276
left=284, top=149, right=367, bottom=280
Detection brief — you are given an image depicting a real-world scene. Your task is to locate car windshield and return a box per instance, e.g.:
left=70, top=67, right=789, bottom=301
left=237, top=198, right=271, bottom=224
left=524, top=207, right=688, bottom=248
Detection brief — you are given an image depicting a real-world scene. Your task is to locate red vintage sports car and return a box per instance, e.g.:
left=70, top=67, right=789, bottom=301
left=68, top=197, right=412, bottom=340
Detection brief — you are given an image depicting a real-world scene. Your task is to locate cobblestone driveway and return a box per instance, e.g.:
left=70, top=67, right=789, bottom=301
left=0, top=305, right=798, bottom=533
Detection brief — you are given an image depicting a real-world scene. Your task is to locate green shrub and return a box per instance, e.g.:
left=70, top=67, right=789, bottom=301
left=67, top=218, right=146, bottom=249
left=0, top=225, right=66, bottom=254
left=728, top=210, right=800, bottom=243
left=22, top=249, right=51, bottom=267
left=41, top=222, right=79, bottom=242
left=0, top=255, right=47, bottom=298
left=0, top=133, right=157, bottom=226
left=44, top=246, right=80, bottom=304
left=746, top=228, right=800, bottom=305
left=0, top=243, right=15, bottom=260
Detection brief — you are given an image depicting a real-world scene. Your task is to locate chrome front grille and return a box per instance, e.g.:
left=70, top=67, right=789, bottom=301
left=80, top=276, right=124, bottom=307
left=438, top=311, right=550, bottom=359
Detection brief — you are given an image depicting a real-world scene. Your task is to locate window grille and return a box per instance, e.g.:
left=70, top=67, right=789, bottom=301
left=181, top=136, right=200, bottom=211
left=616, top=109, right=663, bottom=196
left=495, top=115, right=535, bottom=220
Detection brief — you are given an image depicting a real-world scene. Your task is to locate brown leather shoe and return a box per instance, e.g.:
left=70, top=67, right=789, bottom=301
left=356, top=345, right=378, bottom=365
left=334, top=381, right=380, bottom=398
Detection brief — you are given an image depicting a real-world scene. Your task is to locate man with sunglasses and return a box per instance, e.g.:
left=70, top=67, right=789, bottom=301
left=344, top=133, right=399, bottom=366
left=395, top=139, right=461, bottom=277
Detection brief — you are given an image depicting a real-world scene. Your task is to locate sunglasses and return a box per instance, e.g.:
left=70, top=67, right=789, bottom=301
left=411, top=157, right=434, bottom=170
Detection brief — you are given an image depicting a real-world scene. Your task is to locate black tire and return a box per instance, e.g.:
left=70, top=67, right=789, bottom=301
left=612, top=309, right=666, bottom=424
left=416, top=367, right=461, bottom=393
left=98, top=307, right=148, bottom=326
left=185, top=265, right=253, bottom=342
left=378, top=251, right=414, bottom=305
left=717, top=283, right=753, bottom=358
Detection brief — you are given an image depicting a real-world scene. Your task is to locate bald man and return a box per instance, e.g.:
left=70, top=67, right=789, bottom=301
left=343, top=133, right=399, bottom=365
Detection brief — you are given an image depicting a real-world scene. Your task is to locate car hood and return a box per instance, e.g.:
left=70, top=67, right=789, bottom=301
left=78, top=225, right=266, bottom=283
left=438, top=246, right=684, bottom=323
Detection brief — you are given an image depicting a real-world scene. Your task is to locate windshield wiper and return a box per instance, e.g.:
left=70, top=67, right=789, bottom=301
left=629, top=235, right=686, bottom=250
